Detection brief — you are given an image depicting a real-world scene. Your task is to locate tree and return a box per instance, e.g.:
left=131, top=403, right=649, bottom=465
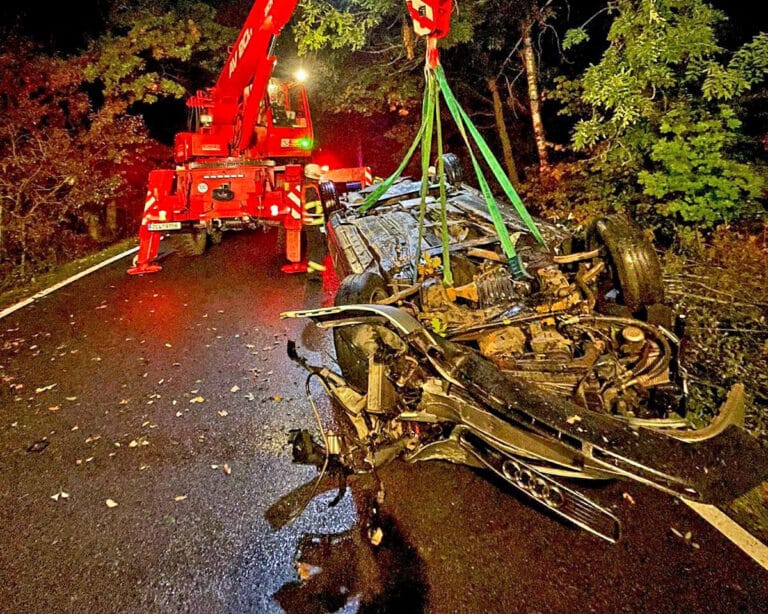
left=83, top=1, right=236, bottom=118
left=564, top=0, right=768, bottom=227
left=0, top=42, right=125, bottom=284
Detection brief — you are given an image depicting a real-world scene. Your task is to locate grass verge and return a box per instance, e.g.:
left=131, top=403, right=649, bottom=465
left=0, top=238, right=137, bottom=313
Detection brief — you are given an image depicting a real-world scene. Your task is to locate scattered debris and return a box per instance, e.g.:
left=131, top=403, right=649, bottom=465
left=27, top=440, right=49, bottom=453
left=622, top=493, right=636, bottom=505
left=35, top=383, right=57, bottom=394
left=105, top=499, right=118, bottom=508
left=174, top=495, right=188, bottom=502
left=230, top=385, right=240, bottom=393
left=50, top=490, right=69, bottom=502
left=566, top=415, right=582, bottom=425
left=222, top=464, right=232, bottom=475
left=218, top=410, right=228, bottom=417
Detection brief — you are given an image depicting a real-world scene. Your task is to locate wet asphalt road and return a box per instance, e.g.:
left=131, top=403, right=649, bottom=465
left=1, top=230, right=767, bottom=613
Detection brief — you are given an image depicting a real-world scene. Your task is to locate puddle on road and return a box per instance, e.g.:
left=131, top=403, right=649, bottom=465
left=267, top=472, right=428, bottom=613
left=273, top=513, right=427, bottom=613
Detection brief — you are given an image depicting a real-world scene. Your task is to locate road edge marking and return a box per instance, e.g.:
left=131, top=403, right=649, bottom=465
left=0, top=246, right=139, bottom=320
left=684, top=499, right=768, bottom=571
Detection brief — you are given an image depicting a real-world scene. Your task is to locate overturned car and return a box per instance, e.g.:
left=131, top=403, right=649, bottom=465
left=282, top=169, right=768, bottom=542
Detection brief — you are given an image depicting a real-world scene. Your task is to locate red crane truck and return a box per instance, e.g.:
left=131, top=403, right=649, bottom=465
left=127, top=0, right=370, bottom=275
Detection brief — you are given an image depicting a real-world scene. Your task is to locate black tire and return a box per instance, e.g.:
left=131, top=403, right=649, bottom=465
left=168, top=231, right=207, bottom=257
left=440, top=153, right=463, bottom=186
left=589, top=215, right=665, bottom=314
left=209, top=227, right=224, bottom=246
left=319, top=180, right=342, bottom=218
left=333, top=272, right=389, bottom=391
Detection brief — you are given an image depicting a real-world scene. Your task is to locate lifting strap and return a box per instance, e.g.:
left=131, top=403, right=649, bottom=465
left=359, top=57, right=545, bottom=284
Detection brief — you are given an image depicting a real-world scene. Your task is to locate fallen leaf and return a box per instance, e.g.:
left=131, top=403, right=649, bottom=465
left=222, top=464, right=232, bottom=475
left=174, top=495, right=188, bottom=502
left=622, top=492, right=635, bottom=505
left=129, top=440, right=138, bottom=448
left=35, top=383, right=57, bottom=394
left=230, top=385, right=240, bottom=393
left=296, top=562, right=321, bottom=581
left=105, top=499, right=118, bottom=508
left=566, top=414, right=582, bottom=425
left=218, top=410, right=228, bottom=417
left=273, top=396, right=282, bottom=402
left=65, top=396, right=77, bottom=401
left=190, top=396, right=204, bottom=404
left=210, top=464, right=219, bottom=470
left=165, top=343, right=172, bottom=348
left=48, top=405, right=60, bottom=412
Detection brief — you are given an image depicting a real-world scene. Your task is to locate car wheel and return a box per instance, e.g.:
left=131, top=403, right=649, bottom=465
left=168, top=231, right=207, bottom=257
left=333, top=272, right=389, bottom=391
left=590, top=215, right=665, bottom=315
left=319, top=181, right=341, bottom=217
left=441, top=153, right=463, bottom=186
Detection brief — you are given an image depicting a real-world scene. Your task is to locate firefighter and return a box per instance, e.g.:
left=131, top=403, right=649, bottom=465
left=303, top=164, right=327, bottom=277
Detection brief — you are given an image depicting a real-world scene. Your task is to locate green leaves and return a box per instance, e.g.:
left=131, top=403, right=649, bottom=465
left=294, top=0, right=390, bottom=54
left=566, top=0, right=768, bottom=228
left=85, top=3, right=235, bottom=115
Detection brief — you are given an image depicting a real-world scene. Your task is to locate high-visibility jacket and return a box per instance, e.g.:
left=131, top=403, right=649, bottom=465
left=303, top=199, right=324, bottom=226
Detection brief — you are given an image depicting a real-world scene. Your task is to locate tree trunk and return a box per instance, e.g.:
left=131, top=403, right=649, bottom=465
left=487, top=77, right=520, bottom=187
left=19, top=222, right=26, bottom=278
left=106, top=201, right=118, bottom=237
left=521, top=23, right=550, bottom=177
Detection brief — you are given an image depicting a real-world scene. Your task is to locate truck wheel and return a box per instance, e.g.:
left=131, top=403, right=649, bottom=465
left=209, top=228, right=224, bottom=246
left=589, top=215, right=665, bottom=315
left=333, top=272, right=388, bottom=391
left=169, top=231, right=207, bottom=257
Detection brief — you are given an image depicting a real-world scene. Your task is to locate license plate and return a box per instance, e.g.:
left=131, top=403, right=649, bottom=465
left=147, top=222, right=182, bottom=231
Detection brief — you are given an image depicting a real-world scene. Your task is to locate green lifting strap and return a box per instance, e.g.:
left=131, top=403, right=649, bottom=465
left=359, top=63, right=545, bottom=283
left=434, top=65, right=546, bottom=247
left=416, top=71, right=436, bottom=283
left=358, top=80, right=431, bottom=214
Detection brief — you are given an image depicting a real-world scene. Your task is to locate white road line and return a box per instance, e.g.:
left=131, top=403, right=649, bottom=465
left=0, top=246, right=139, bottom=320
left=684, top=499, right=768, bottom=571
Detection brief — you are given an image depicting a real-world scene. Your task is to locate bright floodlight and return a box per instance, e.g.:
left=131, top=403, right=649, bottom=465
left=294, top=68, right=308, bottom=83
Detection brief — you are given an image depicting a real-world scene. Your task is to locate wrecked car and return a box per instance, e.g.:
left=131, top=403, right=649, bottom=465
left=281, top=167, right=768, bottom=542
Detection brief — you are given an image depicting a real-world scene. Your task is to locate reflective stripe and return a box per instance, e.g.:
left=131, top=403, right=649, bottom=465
left=144, top=195, right=156, bottom=211
left=287, top=191, right=302, bottom=206
left=303, top=200, right=324, bottom=225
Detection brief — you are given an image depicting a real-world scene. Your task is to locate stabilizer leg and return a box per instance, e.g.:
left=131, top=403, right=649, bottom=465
left=127, top=226, right=162, bottom=275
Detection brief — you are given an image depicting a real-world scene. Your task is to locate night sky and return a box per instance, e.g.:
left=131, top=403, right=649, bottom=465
left=1, top=1, right=766, bottom=53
